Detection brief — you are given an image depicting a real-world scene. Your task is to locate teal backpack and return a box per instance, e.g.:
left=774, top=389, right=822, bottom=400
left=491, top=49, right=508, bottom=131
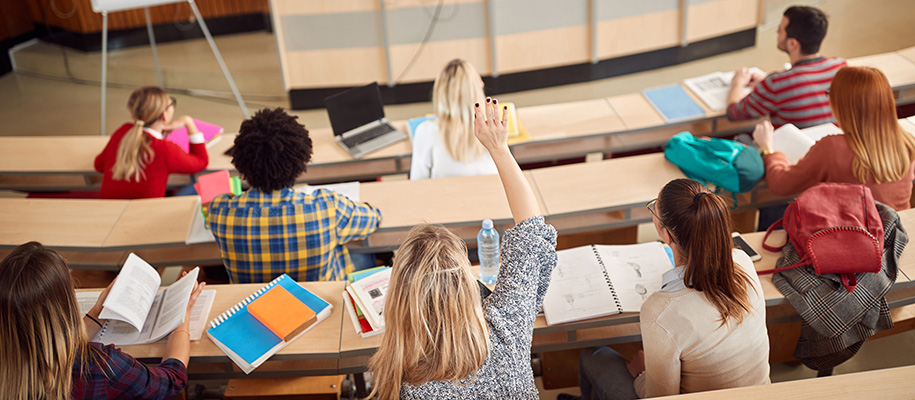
left=664, top=132, right=764, bottom=204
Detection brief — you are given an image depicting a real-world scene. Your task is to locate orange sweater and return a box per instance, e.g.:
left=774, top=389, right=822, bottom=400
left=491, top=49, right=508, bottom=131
left=764, top=135, right=914, bottom=211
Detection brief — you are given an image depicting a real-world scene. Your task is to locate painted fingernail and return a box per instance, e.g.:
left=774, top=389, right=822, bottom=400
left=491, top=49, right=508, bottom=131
left=475, top=103, right=479, bottom=107
left=504, top=106, right=507, bottom=110
left=486, top=98, right=490, bottom=103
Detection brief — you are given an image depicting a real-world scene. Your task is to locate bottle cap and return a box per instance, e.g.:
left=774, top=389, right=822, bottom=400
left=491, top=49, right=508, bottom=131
left=482, top=219, right=493, bottom=229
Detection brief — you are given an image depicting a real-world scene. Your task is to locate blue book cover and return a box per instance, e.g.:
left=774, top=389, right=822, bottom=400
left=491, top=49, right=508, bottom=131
left=642, top=85, right=706, bottom=122
left=206, top=274, right=331, bottom=373
left=407, top=115, right=435, bottom=138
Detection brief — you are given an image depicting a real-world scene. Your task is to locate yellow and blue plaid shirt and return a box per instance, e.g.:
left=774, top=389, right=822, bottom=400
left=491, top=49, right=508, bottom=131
left=207, top=187, right=381, bottom=283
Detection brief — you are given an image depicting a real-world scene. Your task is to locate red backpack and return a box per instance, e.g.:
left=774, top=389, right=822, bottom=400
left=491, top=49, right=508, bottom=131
left=757, top=182, right=883, bottom=292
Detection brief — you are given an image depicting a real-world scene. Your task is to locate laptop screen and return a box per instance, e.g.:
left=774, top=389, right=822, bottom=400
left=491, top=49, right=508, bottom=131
left=324, top=82, right=386, bottom=136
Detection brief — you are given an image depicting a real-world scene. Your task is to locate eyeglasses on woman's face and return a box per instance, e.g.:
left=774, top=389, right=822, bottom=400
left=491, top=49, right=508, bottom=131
left=169, top=96, right=177, bottom=108
left=646, top=198, right=660, bottom=220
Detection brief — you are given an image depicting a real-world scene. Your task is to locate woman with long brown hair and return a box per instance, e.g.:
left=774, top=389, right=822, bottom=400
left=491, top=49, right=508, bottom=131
left=0, top=242, right=204, bottom=399
left=572, top=179, right=769, bottom=400
left=753, top=66, right=915, bottom=210
left=368, top=97, right=556, bottom=399
left=94, top=86, right=209, bottom=199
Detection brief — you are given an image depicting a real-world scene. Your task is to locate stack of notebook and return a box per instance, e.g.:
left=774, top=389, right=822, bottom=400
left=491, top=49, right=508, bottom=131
left=342, top=267, right=391, bottom=338
left=206, top=274, right=332, bottom=373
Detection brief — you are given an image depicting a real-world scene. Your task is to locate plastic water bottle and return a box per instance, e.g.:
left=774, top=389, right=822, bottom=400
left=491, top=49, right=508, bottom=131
left=477, top=219, right=500, bottom=285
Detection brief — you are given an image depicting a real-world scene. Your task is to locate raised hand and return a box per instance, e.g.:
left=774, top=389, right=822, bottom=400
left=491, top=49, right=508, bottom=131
left=473, top=97, right=510, bottom=153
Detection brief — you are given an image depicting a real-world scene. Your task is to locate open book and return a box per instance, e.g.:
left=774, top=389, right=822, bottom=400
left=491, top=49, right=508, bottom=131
left=684, top=68, right=765, bottom=111
left=542, top=242, right=674, bottom=326
left=772, top=122, right=843, bottom=164
left=78, top=254, right=214, bottom=345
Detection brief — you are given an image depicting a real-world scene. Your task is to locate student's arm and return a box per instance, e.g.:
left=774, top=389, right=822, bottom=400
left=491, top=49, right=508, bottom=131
left=161, top=275, right=205, bottom=366
left=753, top=121, right=831, bottom=195
left=84, top=278, right=117, bottom=339
left=163, top=116, right=209, bottom=174
left=727, top=74, right=777, bottom=121
left=473, top=98, right=540, bottom=224
left=329, top=190, right=382, bottom=243
left=634, top=321, right=682, bottom=398
left=101, top=345, right=188, bottom=399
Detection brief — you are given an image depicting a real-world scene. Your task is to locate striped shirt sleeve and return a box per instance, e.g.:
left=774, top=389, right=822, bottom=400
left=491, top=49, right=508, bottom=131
left=727, top=77, right=778, bottom=121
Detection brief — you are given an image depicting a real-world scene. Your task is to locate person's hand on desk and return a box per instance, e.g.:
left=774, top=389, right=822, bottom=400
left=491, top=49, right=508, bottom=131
left=731, top=67, right=765, bottom=88
left=163, top=271, right=206, bottom=366
left=752, top=121, right=775, bottom=155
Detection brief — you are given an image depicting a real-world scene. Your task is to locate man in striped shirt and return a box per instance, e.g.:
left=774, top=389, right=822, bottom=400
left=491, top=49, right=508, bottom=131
left=727, top=6, right=846, bottom=129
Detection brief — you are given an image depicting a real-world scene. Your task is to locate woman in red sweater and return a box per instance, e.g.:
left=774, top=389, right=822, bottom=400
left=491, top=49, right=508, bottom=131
left=753, top=66, right=915, bottom=210
left=94, top=86, right=209, bottom=199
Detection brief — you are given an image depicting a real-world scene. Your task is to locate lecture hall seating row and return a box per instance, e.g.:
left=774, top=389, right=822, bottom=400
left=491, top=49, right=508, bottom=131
left=2, top=46, right=914, bottom=191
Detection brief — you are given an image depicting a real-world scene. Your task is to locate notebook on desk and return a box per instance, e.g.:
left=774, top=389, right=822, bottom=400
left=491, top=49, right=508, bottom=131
left=642, top=85, right=706, bottom=122
left=206, top=274, right=332, bottom=374
left=324, top=82, right=407, bottom=159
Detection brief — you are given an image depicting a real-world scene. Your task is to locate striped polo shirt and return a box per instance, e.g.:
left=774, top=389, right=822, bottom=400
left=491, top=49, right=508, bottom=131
left=728, top=57, right=847, bottom=128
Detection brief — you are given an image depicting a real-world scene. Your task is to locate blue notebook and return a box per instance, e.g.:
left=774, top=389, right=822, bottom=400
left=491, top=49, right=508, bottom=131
left=407, top=115, right=436, bottom=138
left=206, top=274, right=332, bottom=374
left=642, top=85, right=706, bottom=122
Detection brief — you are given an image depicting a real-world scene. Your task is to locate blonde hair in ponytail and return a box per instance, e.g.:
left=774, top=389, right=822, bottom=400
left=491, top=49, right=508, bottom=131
left=368, top=225, right=490, bottom=400
left=112, top=86, right=170, bottom=182
left=433, top=59, right=486, bottom=162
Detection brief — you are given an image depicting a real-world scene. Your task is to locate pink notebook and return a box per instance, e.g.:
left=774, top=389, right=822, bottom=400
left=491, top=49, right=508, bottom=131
left=194, top=170, right=232, bottom=204
left=166, top=119, right=223, bottom=153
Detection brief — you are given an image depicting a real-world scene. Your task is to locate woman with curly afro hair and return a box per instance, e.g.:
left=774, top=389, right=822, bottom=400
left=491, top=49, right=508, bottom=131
left=207, top=108, right=382, bottom=283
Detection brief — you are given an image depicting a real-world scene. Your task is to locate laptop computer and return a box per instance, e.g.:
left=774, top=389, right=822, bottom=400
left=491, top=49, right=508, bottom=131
left=324, top=82, right=407, bottom=159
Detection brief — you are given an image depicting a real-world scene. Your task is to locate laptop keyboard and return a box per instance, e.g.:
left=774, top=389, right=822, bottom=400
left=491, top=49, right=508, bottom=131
left=341, top=124, right=395, bottom=148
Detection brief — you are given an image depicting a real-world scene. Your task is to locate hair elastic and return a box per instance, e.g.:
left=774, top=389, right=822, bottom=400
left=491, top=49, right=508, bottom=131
left=133, top=120, right=145, bottom=126
left=693, top=192, right=708, bottom=206
left=85, top=314, right=102, bottom=328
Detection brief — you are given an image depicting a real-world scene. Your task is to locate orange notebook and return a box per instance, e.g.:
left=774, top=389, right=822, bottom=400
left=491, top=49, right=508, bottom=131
left=247, top=286, right=317, bottom=342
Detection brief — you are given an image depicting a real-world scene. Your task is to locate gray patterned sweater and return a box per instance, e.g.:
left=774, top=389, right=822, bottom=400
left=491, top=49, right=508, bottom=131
left=400, top=216, right=558, bottom=400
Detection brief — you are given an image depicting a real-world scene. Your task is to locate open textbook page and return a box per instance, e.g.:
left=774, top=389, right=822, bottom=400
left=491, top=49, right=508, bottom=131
left=684, top=68, right=765, bottom=111
left=773, top=123, right=842, bottom=164
left=94, top=254, right=205, bottom=344
left=542, top=242, right=672, bottom=325
left=78, top=289, right=215, bottom=341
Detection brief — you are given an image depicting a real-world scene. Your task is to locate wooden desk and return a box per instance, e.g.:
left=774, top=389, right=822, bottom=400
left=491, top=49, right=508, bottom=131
left=667, top=364, right=915, bottom=400
left=847, top=52, right=915, bottom=89
left=0, top=198, right=127, bottom=249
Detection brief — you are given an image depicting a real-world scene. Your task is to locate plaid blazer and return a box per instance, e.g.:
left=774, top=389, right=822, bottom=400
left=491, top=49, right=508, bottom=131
left=208, top=187, right=382, bottom=283
left=772, top=202, right=906, bottom=370
left=72, top=343, right=186, bottom=399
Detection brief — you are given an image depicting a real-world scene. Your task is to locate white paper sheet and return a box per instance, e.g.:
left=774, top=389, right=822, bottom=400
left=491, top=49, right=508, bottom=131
left=296, top=181, right=360, bottom=202
left=98, top=253, right=161, bottom=339
left=683, top=68, right=764, bottom=111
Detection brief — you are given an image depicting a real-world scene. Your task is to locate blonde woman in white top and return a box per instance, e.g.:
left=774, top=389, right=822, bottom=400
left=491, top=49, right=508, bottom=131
left=410, top=59, right=498, bottom=180
left=570, top=178, right=770, bottom=400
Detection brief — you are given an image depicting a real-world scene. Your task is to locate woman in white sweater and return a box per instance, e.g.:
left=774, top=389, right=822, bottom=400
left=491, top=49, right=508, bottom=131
left=409, top=59, right=498, bottom=180
left=574, top=178, right=770, bottom=400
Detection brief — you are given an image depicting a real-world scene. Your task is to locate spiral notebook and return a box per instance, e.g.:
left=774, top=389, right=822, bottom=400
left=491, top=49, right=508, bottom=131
left=206, top=274, right=332, bottom=374
left=542, top=242, right=673, bottom=325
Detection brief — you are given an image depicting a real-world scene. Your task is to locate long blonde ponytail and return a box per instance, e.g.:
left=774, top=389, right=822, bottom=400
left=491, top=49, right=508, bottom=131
left=433, top=59, right=486, bottom=162
left=112, top=87, right=170, bottom=182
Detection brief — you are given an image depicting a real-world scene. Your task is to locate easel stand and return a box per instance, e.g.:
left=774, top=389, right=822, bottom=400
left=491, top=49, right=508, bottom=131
left=98, top=0, right=250, bottom=135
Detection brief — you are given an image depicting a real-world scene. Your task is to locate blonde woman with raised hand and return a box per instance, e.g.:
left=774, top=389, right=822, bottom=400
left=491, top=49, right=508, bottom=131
left=94, top=86, right=209, bottom=199
left=369, top=97, right=557, bottom=399
left=0, top=242, right=205, bottom=399
left=409, top=59, right=498, bottom=180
